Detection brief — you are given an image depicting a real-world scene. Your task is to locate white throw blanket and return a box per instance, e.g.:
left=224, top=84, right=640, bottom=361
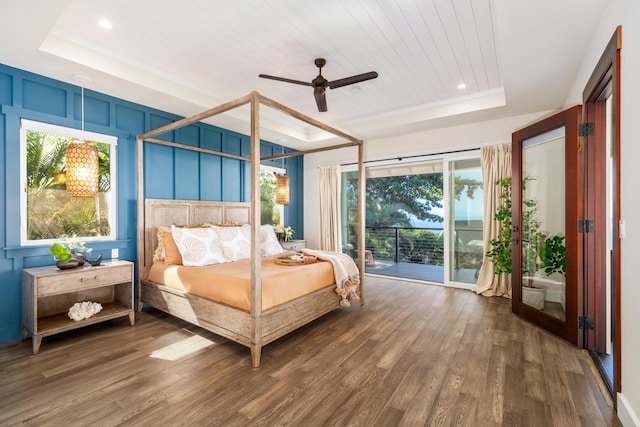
left=302, top=248, right=360, bottom=307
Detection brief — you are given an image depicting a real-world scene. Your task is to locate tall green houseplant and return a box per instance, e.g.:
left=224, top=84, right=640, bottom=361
left=486, top=177, right=513, bottom=274
left=486, top=177, right=566, bottom=282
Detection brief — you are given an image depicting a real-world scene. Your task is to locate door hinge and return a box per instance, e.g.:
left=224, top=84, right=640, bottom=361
left=578, top=219, right=594, bottom=233
left=579, top=122, right=594, bottom=137
left=579, top=316, right=594, bottom=330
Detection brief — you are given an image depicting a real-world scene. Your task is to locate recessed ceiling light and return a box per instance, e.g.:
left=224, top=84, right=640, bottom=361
left=457, top=83, right=466, bottom=90
left=98, top=18, right=112, bottom=30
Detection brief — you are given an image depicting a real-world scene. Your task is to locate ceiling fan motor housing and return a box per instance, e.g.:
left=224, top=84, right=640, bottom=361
left=313, top=77, right=327, bottom=92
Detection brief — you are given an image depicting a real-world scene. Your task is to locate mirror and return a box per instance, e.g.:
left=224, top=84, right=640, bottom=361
left=520, top=127, right=566, bottom=321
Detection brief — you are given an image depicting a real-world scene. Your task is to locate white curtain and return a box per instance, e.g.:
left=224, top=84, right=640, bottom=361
left=318, top=165, right=342, bottom=252
left=475, top=143, right=512, bottom=298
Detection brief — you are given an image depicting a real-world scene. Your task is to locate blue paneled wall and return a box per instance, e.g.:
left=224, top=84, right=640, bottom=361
left=0, top=64, right=304, bottom=345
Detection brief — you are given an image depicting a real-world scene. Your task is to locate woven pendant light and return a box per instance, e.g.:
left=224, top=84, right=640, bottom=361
left=66, top=142, right=99, bottom=197
left=276, top=174, right=290, bottom=205
left=66, top=75, right=98, bottom=198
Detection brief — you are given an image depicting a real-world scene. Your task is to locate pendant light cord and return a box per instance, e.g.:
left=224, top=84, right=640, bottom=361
left=73, top=74, right=92, bottom=143
left=81, top=81, right=85, bottom=142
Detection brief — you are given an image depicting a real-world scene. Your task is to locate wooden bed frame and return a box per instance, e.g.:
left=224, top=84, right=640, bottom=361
left=136, top=92, right=365, bottom=367
left=139, top=198, right=343, bottom=366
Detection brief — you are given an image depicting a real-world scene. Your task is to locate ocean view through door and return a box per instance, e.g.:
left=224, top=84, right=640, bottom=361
left=341, top=156, right=483, bottom=287
left=448, top=159, right=484, bottom=284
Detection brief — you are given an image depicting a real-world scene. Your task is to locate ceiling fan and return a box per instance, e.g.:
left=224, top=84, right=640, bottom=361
left=259, top=58, right=378, bottom=112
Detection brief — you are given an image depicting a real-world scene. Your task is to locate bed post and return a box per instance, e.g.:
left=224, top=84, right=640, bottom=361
left=249, top=91, right=263, bottom=367
left=357, top=141, right=366, bottom=305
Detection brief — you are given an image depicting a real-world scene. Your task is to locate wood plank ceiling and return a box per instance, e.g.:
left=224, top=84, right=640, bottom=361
left=0, top=0, right=610, bottom=147
left=41, top=0, right=500, bottom=143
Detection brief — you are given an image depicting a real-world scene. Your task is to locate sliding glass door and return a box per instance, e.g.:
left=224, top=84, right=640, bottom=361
left=448, top=159, right=484, bottom=285
left=341, top=155, right=483, bottom=288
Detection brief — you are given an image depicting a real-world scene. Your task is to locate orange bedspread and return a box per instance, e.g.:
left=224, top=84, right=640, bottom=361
left=146, top=254, right=335, bottom=312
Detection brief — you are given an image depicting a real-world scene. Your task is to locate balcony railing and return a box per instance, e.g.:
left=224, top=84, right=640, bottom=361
left=345, top=224, right=483, bottom=276
left=361, top=225, right=444, bottom=265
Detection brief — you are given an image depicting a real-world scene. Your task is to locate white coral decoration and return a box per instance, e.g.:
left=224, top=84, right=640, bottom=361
left=68, top=301, right=103, bottom=321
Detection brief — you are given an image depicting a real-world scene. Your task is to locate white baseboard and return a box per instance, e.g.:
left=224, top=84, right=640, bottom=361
left=618, top=393, right=640, bottom=427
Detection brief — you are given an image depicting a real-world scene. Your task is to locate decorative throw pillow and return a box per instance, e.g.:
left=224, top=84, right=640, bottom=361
left=153, top=226, right=172, bottom=263
left=161, top=230, right=184, bottom=265
left=171, top=225, right=226, bottom=266
left=261, top=225, right=284, bottom=256
left=215, top=225, right=252, bottom=262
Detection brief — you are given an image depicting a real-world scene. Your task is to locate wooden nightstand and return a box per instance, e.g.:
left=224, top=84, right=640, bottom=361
left=281, top=239, right=306, bottom=251
left=22, top=259, right=135, bottom=354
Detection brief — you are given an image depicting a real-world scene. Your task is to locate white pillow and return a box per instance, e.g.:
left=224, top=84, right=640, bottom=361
left=171, top=225, right=226, bottom=266
left=214, top=225, right=252, bottom=262
left=261, top=225, right=284, bottom=256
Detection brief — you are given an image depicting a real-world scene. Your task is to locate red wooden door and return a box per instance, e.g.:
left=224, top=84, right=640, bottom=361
left=511, top=106, right=582, bottom=345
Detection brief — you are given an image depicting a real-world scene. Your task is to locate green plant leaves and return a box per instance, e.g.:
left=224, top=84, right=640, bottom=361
left=50, top=242, right=72, bottom=262
left=486, top=177, right=566, bottom=277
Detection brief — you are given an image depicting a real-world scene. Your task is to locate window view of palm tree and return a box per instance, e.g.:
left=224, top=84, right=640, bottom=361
left=260, top=168, right=283, bottom=226
left=23, top=126, right=113, bottom=242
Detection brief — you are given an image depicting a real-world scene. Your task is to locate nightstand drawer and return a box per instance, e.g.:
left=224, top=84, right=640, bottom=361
left=37, top=265, right=132, bottom=296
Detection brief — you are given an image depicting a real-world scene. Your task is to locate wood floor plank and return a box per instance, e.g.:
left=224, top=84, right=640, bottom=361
left=0, top=276, right=621, bottom=426
left=396, top=358, right=449, bottom=425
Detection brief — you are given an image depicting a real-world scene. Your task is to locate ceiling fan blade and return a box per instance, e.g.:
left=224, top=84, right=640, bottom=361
left=258, top=74, right=313, bottom=87
left=314, top=90, right=327, bottom=112
left=328, top=71, right=378, bottom=89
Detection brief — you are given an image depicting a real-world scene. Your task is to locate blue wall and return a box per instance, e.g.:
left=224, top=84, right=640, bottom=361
left=0, top=64, right=304, bottom=345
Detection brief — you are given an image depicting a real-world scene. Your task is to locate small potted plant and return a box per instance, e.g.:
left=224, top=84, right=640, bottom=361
left=284, top=226, right=295, bottom=242
left=50, top=235, right=97, bottom=269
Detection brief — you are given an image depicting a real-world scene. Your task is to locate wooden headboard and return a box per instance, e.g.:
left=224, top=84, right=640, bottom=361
left=140, top=198, right=250, bottom=279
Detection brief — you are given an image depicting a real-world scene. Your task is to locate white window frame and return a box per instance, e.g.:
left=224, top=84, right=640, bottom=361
left=19, top=119, right=118, bottom=246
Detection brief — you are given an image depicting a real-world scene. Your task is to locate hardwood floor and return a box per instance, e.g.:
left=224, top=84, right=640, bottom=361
left=0, top=276, right=621, bottom=426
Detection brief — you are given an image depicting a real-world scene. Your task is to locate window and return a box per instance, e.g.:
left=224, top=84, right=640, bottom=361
left=20, top=120, right=117, bottom=245
left=260, top=165, right=285, bottom=226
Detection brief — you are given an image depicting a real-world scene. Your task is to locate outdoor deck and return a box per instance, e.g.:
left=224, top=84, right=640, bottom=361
left=364, top=260, right=478, bottom=284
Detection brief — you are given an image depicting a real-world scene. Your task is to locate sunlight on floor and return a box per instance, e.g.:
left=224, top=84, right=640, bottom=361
left=149, top=334, right=215, bottom=361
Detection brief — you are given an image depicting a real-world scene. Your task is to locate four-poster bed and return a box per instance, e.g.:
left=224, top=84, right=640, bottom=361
left=136, top=92, right=365, bottom=367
